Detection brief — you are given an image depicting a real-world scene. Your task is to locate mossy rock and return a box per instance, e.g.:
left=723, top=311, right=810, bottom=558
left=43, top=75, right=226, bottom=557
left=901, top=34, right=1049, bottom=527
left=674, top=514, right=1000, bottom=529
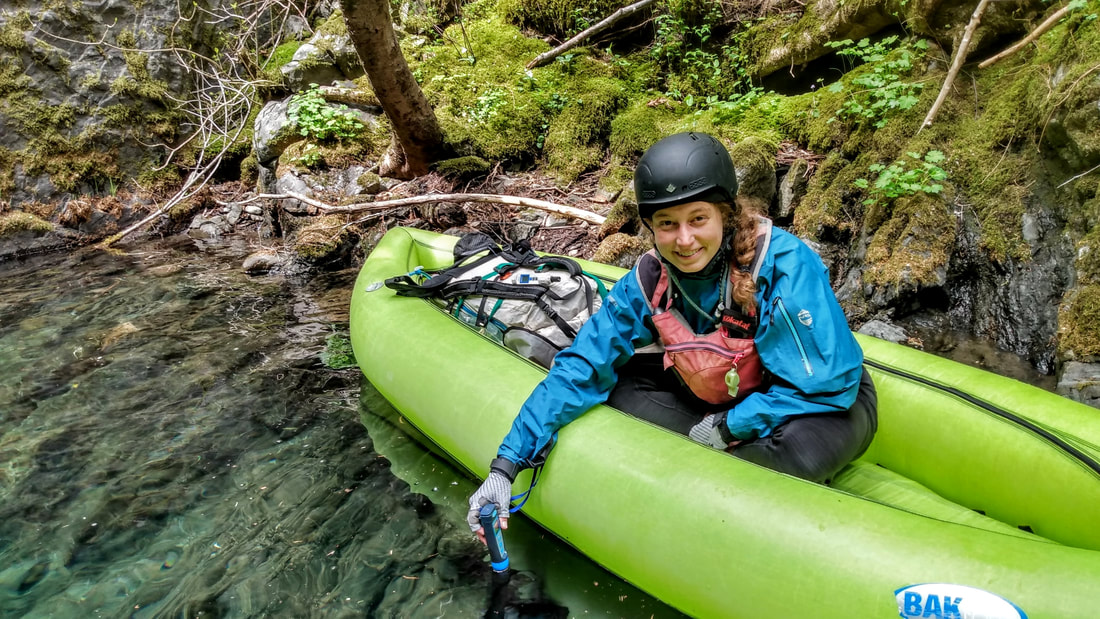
left=608, top=99, right=678, bottom=159
left=597, top=189, right=641, bottom=239
left=0, top=211, right=52, bottom=237
left=497, top=0, right=628, bottom=39
left=592, top=232, right=649, bottom=269
left=293, top=214, right=357, bottom=265
left=1059, top=284, right=1100, bottom=359
left=433, top=156, right=491, bottom=182
left=728, top=136, right=778, bottom=204
left=863, top=192, right=954, bottom=290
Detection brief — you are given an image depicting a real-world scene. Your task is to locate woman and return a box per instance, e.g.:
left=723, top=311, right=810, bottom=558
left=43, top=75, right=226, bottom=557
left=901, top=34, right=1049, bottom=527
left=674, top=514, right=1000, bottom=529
left=467, top=132, right=877, bottom=540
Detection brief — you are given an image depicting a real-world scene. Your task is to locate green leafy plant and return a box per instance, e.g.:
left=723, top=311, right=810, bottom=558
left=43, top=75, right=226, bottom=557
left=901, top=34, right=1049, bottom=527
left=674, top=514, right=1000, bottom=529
left=466, top=88, right=510, bottom=124
left=854, top=150, right=947, bottom=206
left=288, top=84, right=366, bottom=141
left=825, top=36, right=927, bottom=128
left=320, top=332, right=357, bottom=370
left=295, top=143, right=322, bottom=167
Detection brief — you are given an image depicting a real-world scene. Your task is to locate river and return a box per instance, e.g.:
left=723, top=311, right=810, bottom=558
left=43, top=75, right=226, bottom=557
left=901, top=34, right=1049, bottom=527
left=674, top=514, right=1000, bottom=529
left=0, top=236, right=683, bottom=618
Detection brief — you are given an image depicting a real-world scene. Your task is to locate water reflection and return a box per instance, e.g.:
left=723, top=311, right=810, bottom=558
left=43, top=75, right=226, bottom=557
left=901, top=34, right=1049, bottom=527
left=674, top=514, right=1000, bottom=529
left=0, top=237, right=681, bottom=618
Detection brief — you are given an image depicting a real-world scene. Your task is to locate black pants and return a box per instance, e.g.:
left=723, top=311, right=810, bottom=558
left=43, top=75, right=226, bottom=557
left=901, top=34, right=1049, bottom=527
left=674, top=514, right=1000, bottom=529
left=607, top=360, right=878, bottom=484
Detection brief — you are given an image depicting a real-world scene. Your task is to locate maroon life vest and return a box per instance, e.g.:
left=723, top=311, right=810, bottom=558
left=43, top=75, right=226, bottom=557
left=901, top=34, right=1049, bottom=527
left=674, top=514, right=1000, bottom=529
left=635, top=219, right=771, bottom=405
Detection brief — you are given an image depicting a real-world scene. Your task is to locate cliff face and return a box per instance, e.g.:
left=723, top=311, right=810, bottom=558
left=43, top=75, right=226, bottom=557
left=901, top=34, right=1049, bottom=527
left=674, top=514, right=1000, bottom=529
left=0, top=0, right=191, bottom=203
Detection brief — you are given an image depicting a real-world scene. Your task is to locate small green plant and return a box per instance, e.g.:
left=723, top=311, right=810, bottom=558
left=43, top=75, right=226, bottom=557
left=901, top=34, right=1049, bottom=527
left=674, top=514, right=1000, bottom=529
left=295, top=143, right=322, bottom=167
left=288, top=84, right=366, bottom=141
left=320, top=332, right=357, bottom=369
left=466, top=88, right=510, bottom=124
left=825, top=36, right=927, bottom=128
left=855, top=150, right=947, bottom=206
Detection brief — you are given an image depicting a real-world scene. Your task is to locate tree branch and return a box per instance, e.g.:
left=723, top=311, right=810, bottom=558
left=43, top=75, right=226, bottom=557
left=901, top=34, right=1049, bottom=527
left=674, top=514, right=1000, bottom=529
left=920, top=0, right=991, bottom=132
left=978, top=3, right=1076, bottom=69
left=266, top=191, right=608, bottom=225
left=526, top=0, right=658, bottom=69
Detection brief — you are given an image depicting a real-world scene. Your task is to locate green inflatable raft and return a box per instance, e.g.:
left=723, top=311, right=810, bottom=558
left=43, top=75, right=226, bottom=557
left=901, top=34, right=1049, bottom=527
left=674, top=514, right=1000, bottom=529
left=350, top=226, right=1100, bottom=619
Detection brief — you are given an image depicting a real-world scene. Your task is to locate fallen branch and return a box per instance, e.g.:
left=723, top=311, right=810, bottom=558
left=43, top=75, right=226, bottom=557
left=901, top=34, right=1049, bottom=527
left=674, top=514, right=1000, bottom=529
left=264, top=191, right=608, bottom=225
left=978, top=2, right=1076, bottom=69
left=920, top=0, right=991, bottom=131
left=526, top=0, right=658, bottom=69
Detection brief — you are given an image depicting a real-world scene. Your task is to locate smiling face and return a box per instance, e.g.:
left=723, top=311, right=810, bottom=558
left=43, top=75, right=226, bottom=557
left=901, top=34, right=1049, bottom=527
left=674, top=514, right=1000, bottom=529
left=646, top=201, right=726, bottom=273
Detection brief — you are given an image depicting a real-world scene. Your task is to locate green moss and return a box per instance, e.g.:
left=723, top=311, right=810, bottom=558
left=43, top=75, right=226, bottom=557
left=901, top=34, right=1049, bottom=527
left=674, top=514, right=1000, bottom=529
left=109, top=29, right=169, bottom=102
left=412, top=16, right=558, bottom=160
left=608, top=99, right=678, bottom=159
left=262, top=40, right=302, bottom=83
left=0, top=146, right=14, bottom=197
left=862, top=193, right=954, bottom=287
left=22, top=125, right=122, bottom=192
left=5, top=93, right=76, bottom=135
left=598, top=158, right=635, bottom=195
left=773, top=88, right=848, bottom=152
left=136, top=162, right=182, bottom=192
left=316, top=9, right=348, bottom=36
left=794, top=151, right=868, bottom=239
left=433, top=155, right=491, bottom=180
left=0, top=211, right=52, bottom=236
left=544, top=76, right=627, bottom=181
left=0, top=55, right=31, bottom=96
left=1059, top=284, right=1100, bottom=358
left=497, top=0, right=624, bottom=39
left=0, top=11, right=31, bottom=50
left=320, top=332, right=357, bottom=369
left=239, top=152, right=258, bottom=185
left=294, top=215, right=354, bottom=260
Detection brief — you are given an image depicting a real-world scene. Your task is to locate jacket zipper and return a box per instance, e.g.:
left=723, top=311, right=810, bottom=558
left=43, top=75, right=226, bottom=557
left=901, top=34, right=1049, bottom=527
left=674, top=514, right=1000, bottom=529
left=773, top=297, right=814, bottom=377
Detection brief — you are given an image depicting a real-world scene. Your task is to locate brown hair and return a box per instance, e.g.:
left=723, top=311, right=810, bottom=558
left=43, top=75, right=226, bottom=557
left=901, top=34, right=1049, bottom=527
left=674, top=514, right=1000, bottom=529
left=722, top=196, right=767, bottom=313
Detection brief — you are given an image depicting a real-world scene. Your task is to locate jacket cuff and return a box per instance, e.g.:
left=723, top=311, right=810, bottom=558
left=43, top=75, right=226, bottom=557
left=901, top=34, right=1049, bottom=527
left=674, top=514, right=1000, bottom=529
left=490, top=456, right=523, bottom=482
left=715, top=411, right=736, bottom=444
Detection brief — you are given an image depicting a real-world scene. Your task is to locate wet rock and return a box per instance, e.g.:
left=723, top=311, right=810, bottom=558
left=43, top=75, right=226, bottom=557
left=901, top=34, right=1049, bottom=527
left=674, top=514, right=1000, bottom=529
left=99, top=321, right=141, bottom=350
left=858, top=319, right=908, bottom=344
left=242, top=251, right=287, bottom=274
left=188, top=214, right=233, bottom=240
left=147, top=264, right=182, bottom=277
left=276, top=173, right=314, bottom=214
left=1056, top=361, right=1100, bottom=407
left=775, top=158, right=809, bottom=223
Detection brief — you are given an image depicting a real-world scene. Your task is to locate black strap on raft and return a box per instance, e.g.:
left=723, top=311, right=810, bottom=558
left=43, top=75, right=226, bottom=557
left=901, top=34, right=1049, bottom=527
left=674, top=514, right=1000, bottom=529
left=863, top=358, right=1100, bottom=478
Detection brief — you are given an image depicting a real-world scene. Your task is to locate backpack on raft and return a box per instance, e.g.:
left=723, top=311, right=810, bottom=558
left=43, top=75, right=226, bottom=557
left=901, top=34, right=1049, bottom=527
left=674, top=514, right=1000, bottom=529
left=384, top=232, right=607, bottom=369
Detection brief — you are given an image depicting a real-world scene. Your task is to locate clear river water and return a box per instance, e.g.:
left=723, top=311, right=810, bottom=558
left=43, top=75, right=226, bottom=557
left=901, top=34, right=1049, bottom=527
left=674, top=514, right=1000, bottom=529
left=0, top=233, right=1057, bottom=619
left=0, top=236, right=685, bottom=618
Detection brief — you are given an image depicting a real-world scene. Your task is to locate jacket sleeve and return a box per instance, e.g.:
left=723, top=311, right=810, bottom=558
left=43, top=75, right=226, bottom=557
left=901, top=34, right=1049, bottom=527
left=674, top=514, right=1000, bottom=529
left=497, top=270, right=655, bottom=465
left=724, top=231, right=863, bottom=440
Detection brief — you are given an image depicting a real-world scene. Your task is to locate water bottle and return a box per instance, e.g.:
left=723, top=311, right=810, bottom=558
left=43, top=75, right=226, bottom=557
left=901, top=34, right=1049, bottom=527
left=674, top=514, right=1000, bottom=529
left=479, top=503, right=510, bottom=572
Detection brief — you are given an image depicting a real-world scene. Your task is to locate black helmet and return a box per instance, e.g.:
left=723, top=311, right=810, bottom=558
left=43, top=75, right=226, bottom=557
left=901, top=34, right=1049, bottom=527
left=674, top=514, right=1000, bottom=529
left=634, top=132, right=738, bottom=220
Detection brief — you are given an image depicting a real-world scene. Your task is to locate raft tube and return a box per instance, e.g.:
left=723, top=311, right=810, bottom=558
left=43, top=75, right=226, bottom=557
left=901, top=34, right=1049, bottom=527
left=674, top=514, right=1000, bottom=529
left=350, top=226, right=1100, bottom=619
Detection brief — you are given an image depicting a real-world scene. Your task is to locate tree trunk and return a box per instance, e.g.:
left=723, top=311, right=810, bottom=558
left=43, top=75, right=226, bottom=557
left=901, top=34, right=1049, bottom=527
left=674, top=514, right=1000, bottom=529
left=340, top=0, right=448, bottom=179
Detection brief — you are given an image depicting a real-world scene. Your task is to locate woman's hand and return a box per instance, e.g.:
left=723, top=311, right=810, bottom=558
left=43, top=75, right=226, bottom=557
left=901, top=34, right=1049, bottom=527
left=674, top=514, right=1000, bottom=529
left=467, top=471, right=512, bottom=544
left=688, top=413, right=738, bottom=450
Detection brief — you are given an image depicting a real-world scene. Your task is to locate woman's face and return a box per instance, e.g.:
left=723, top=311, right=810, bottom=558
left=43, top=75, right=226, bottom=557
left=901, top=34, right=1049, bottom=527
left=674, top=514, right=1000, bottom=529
left=647, top=200, right=725, bottom=273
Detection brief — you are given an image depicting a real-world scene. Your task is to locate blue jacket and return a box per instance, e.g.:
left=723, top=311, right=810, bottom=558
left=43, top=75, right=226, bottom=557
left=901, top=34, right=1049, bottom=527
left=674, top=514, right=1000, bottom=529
left=497, top=227, right=865, bottom=466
